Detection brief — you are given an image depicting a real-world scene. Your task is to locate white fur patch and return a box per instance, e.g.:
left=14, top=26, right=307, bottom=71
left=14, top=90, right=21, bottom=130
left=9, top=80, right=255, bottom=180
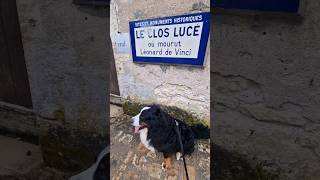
left=139, top=128, right=155, bottom=152
left=161, top=162, right=165, bottom=170
left=131, top=106, right=155, bottom=152
left=176, top=152, right=181, bottom=161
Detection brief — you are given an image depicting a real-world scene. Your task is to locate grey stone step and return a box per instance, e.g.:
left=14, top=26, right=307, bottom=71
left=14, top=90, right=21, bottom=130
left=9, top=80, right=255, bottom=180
left=0, top=135, right=42, bottom=176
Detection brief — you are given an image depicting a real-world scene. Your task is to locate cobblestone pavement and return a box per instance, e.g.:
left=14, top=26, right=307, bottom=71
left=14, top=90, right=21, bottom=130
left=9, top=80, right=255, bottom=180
left=110, top=105, right=210, bottom=180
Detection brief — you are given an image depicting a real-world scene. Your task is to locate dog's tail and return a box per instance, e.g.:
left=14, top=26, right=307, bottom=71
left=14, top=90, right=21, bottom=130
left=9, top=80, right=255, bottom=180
left=190, top=124, right=210, bottom=139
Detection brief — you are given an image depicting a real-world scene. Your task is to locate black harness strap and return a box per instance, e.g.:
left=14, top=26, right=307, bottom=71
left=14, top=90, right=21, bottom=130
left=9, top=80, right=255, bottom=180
left=174, top=120, right=189, bottom=180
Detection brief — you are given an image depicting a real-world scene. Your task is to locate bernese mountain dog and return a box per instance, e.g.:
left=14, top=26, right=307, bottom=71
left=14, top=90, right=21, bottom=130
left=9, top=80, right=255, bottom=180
left=132, top=105, right=210, bottom=169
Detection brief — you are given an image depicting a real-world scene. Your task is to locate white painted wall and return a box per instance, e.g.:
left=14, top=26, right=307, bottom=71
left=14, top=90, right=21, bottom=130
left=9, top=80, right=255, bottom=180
left=110, top=0, right=210, bottom=121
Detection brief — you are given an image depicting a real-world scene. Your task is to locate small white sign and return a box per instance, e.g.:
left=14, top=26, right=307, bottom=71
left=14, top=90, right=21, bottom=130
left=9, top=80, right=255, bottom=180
left=114, top=33, right=130, bottom=53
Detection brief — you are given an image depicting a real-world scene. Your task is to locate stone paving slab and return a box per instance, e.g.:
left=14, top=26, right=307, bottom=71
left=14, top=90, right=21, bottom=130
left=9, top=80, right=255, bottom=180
left=111, top=104, right=124, bottom=118
left=110, top=105, right=210, bottom=180
left=0, top=135, right=42, bottom=176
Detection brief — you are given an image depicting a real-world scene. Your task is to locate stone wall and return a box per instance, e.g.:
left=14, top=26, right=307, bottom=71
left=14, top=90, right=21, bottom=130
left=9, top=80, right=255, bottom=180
left=16, top=0, right=108, bottom=133
left=212, top=1, right=320, bottom=179
left=110, top=0, right=210, bottom=121
left=15, top=0, right=109, bottom=172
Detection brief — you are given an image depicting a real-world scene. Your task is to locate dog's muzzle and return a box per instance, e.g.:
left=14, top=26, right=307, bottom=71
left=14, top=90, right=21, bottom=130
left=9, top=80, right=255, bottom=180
left=131, top=117, right=140, bottom=134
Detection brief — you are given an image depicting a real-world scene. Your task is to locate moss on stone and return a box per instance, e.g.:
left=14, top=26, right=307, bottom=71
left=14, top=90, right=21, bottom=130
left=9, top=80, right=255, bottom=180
left=123, top=101, right=144, bottom=116
left=123, top=101, right=208, bottom=126
left=39, top=126, right=107, bottom=172
left=53, top=109, right=65, bottom=123
left=212, top=144, right=280, bottom=180
left=40, top=135, right=93, bottom=172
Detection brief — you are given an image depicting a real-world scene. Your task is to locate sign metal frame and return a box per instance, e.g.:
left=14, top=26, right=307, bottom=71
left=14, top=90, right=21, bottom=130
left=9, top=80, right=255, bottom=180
left=129, top=12, right=210, bottom=66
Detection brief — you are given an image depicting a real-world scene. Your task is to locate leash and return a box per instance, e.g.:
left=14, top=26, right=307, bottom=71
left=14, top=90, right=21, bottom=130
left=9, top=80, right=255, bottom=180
left=174, top=120, right=189, bottom=180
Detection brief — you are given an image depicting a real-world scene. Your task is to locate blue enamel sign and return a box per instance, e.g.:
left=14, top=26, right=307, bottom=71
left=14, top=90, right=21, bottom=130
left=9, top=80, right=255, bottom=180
left=129, top=12, right=210, bottom=66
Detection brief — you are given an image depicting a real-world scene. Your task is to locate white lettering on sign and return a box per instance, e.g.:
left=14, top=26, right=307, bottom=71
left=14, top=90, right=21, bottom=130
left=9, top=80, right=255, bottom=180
left=133, top=22, right=203, bottom=58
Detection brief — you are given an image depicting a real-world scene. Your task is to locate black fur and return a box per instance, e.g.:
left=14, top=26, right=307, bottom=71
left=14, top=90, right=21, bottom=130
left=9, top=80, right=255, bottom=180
left=93, top=153, right=109, bottom=180
left=139, top=105, right=209, bottom=155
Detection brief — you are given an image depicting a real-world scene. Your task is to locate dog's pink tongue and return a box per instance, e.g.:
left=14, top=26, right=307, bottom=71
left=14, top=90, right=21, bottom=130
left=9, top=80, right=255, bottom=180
left=134, top=126, right=140, bottom=134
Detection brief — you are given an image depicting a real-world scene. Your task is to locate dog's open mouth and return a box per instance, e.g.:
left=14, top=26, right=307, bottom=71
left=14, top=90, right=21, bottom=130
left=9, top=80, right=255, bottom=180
left=133, top=124, right=148, bottom=133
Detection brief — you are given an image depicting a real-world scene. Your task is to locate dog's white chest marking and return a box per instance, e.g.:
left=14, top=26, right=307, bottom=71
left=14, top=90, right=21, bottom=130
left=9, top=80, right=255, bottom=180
left=139, top=128, right=155, bottom=152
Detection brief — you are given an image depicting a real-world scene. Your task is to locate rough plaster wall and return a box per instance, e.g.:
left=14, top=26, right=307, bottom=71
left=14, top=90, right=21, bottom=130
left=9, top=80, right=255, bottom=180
left=212, top=1, right=320, bottom=179
left=110, top=0, right=210, bottom=121
left=16, top=0, right=108, bottom=133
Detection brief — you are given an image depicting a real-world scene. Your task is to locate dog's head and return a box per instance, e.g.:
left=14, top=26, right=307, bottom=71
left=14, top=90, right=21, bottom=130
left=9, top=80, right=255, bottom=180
left=131, top=105, right=163, bottom=133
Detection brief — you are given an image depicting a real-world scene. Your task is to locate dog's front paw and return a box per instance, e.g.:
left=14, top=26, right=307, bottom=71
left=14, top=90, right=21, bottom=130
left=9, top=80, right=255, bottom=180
left=161, top=158, right=172, bottom=170
left=176, top=152, right=181, bottom=161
